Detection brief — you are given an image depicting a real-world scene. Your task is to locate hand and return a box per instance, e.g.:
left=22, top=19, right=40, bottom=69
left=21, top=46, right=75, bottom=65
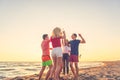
left=78, top=33, right=81, bottom=36
left=63, top=31, right=65, bottom=33
left=79, top=54, right=82, bottom=58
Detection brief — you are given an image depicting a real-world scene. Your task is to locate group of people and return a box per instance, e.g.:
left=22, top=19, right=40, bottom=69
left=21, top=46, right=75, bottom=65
left=39, top=27, right=86, bottom=80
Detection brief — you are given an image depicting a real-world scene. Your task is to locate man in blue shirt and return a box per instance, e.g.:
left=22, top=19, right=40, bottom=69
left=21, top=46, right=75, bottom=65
left=69, top=33, right=86, bottom=80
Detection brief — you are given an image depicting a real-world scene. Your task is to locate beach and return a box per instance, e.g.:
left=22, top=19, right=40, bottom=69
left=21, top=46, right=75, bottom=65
left=4, top=61, right=120, bottom=80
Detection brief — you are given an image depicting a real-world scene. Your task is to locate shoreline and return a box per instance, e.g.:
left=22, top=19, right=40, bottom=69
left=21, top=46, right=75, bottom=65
left=4, top=61, right=120, bottom=80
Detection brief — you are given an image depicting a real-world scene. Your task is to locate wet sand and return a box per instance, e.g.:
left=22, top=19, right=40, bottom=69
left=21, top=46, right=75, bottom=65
left=4, top=61, right=120, bottom=80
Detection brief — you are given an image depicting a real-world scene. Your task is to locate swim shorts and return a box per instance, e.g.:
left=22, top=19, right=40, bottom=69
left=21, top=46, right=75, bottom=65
left=42, top=55, right=52, bottom=66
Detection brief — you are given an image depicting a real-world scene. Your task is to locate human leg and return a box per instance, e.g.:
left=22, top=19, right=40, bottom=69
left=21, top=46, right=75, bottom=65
left=62, top=55, right=65, bottom=75
left=75, top=62, right=79, bottom=76
left=45, top=64, right=52, bottom=80
left=39, top=66, right=46, bottom=80
left=55, top=57, right=62, bottom=80
left=66, top=54, right=69, bottom=74
left=49, top=56, right=57, bottom=79
left=70, top=62, right=76, bottom=77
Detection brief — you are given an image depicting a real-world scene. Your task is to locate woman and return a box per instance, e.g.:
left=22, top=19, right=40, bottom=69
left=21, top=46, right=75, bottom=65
left=62, top=39, right=71, bottom=75
left=49, top=27, right=66, bottom=80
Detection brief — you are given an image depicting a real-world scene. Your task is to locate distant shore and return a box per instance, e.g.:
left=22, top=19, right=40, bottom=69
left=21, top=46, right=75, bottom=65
left=4, top=61, right=120, bottom=80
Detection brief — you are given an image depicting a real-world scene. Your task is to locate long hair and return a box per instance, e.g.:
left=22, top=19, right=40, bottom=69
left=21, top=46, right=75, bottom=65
left=52, top=27, right=62, bottom=38
left=65, top=39, right=69, bottom=46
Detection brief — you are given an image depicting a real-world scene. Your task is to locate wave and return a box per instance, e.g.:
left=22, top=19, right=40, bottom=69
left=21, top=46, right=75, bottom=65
left=0, top=61, right=104, bottom=79
left=0, top=66, right=6, bottom=68
left=0, top=68, right=15, bottom=71
left=24, top=68, right=38, bottom=71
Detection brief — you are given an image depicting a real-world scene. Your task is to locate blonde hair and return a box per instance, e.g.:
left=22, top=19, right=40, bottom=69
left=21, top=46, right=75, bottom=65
left=52, top=27, right=62, bottom=38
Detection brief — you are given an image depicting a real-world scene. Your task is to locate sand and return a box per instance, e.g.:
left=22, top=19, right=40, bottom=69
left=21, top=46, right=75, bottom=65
left=4, top=61, right=120, bottom=80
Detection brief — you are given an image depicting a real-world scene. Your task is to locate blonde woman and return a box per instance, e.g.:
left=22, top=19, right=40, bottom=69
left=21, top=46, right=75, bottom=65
left=49, top=27, right=66, bottom=80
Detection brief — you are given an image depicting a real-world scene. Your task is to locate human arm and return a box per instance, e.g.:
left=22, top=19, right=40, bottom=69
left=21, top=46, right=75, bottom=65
left=61, top=30, right=66, bottom=46
left=62, top=30, right=66, bottom=40
left=62, top=38, right=65, bottom=46
left=78, top=34, right=86, bottom=43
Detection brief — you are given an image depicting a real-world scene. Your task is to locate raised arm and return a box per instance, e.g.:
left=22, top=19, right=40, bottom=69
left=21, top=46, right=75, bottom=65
left=62, top=30, right=66, bottom=40
left=62, top=30, right=66, bottom=45
left=78, top=34, right=86, bottom=43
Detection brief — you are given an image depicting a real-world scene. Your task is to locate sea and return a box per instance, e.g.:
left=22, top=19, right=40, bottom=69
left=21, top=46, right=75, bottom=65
left=0, top=61, right=104, bottom=80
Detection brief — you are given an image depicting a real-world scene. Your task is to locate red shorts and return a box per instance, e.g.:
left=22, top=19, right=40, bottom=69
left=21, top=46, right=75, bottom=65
left=42, top=55, right=51, bottom=62
left=69, top=55, right=79, bottom=62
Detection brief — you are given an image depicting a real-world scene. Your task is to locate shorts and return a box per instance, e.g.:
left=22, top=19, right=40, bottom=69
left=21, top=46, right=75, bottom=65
left=69, top=55, right=79, bottom=62
left=42, top=55, right=52, bottom=66
left=51, top=47, right=62, bottom=57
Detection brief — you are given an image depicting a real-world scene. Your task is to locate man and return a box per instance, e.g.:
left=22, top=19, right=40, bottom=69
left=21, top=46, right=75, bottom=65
left=39, top=34, right=52, bottom=80
left=69, top=33, right=86, bottom=80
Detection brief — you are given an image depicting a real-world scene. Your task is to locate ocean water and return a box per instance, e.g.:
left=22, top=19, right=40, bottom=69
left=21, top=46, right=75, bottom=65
left=0, top=61, right=104, bottom=80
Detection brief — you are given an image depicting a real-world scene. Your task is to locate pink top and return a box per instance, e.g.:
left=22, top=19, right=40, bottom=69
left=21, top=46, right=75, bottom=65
left=62, top=46, right=71, bottom=55
left=41, top=40, right=50, bottom=55
left=50, top=37, right=62, bottom=48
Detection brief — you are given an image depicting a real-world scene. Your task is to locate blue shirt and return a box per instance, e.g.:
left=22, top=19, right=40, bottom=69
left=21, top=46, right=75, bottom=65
left=69, top=40, right=80, bottom=55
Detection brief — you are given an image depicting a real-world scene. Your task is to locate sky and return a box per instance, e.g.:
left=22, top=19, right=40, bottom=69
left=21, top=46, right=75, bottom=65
left=0, top=0, right=120, bottom=62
